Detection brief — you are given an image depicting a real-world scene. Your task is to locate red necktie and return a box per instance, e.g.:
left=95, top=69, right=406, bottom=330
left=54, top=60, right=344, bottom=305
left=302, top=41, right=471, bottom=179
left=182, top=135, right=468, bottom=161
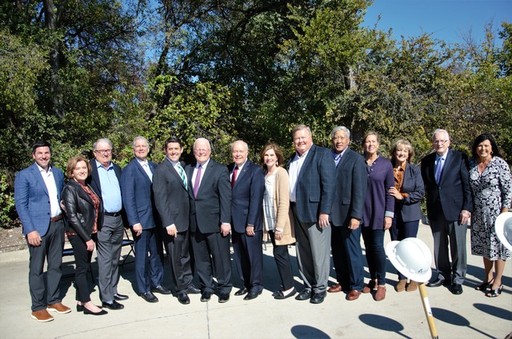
left=231, top=166, right=238, bottom=188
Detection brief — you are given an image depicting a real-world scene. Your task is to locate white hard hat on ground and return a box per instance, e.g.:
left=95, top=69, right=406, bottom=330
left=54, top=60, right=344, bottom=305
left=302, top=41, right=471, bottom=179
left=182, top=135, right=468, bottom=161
left=495, top=212, right=512, bottom=252
left=385, top=238, right=432, bottom=283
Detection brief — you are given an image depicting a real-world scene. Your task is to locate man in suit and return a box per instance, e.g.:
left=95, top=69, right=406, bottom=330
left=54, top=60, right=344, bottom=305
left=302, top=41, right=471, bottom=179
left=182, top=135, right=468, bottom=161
left=186, top=137, right=232, bottom=303
left=14, top=140, right=71, bottom=322
left=88, top=138, right=129, bottom=310
left=288, top=124, right=336, bottom=304
left=120, top=136, right=170, bottom=304
left=153, top=136, right=195, bottom=305
left=328, top=126, right=367, bottom=301
left=421, top=129, right=472, bottom=295
left=229, top=140, right=265, bottom=300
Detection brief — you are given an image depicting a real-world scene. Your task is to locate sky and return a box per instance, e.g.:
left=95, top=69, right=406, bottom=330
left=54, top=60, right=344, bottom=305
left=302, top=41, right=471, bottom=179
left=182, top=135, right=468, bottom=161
left=363, top=0, right=512, bottom=45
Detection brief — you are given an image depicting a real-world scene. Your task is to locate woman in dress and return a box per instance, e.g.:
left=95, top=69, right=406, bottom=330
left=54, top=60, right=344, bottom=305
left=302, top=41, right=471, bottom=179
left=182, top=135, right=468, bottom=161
left=260, top=143, right=297, bottom=299
left=388, top=139, right=425, bottom=292
left=469, top=133, right=512, bottom=297
left=361, top=132, right=394, bottom=301
left=62, top=156, right=107, bottom=314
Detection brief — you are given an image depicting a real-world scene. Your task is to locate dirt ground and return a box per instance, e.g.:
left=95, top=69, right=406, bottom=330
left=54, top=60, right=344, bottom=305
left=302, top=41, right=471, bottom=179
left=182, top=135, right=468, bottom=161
left=0, top=226, right=26, bottom=253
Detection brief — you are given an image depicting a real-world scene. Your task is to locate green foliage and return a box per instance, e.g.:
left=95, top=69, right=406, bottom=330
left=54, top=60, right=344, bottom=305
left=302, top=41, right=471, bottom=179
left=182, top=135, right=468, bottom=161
left=0, top=171, right=16, bottom=228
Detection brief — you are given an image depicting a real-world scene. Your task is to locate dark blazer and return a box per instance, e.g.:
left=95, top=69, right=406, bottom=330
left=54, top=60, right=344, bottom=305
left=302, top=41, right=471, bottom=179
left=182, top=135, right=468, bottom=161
left=87, top=159, right=124, bottom=229
left=14, top=163, right=65, bottom=236
left=421, top=148, right=473, bottom=222
left=186, top=159, right=232, bottom=233
left=62, top=180, right=103, bottom=242
left=288, top=145, right=336, bottom=224
left=228, top=160, right=265, bottom=233
left=394, top=163, right=424, bottom=222
left=120, top=158, right=157, bottom=229
left=153, top=159, right=190, bottom=232
left=330, top=148, right=367, bottom=227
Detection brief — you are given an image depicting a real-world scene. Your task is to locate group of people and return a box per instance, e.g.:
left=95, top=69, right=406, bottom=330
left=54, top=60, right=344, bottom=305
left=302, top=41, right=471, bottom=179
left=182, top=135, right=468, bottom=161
left=14, top=125, right=511, bottom=322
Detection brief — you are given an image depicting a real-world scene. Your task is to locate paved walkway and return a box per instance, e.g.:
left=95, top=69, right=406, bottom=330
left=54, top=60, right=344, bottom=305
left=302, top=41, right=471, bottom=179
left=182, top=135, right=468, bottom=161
left=0, top=225, right=510, bottom=339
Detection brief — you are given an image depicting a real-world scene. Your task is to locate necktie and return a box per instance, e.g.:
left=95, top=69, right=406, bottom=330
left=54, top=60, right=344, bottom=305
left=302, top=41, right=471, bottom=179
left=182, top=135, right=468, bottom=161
left=231, top=166, right=238, bottom=188
left=193, top=165, right=202, bottom=198
left=334, top=153, right=341, bottom=167
left=176, top=163, right=187, bottom=190
left=435, top=157, right=444, bottom=184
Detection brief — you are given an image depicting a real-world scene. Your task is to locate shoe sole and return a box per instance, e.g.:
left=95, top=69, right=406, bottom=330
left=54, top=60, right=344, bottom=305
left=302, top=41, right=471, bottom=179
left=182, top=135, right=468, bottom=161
left=31, top=315, right=54, bottom=322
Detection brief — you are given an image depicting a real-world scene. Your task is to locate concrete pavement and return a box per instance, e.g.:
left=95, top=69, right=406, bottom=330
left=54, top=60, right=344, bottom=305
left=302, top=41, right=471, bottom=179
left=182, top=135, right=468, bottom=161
left=0, top=224, right=510, bottom=339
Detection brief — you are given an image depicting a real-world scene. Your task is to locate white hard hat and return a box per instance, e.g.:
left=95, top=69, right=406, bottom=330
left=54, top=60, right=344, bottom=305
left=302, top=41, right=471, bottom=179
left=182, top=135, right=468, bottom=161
left=495, top=212, right=512, bottom=252
left=385, top=238, right=432, bottom=283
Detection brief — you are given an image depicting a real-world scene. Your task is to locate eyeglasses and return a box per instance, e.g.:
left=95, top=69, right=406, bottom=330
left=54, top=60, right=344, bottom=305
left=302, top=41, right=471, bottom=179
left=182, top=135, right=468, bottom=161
left=94, top=149, right=112, bottom=154
left=433, top=140, right=448, bottom=144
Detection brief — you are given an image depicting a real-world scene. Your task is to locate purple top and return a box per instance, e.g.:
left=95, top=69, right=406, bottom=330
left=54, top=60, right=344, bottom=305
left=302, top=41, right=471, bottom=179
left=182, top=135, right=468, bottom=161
left=363, top=156, right=395, bottom=229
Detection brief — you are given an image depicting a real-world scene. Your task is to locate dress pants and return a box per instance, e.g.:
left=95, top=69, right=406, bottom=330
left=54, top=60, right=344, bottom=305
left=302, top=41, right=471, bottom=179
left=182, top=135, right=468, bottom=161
left=232, top=230, right=263, bottom=293
left=292, top=205, right=331, bottom=294
left=191, top=231, right=232, bottom=295
left=429, top=215, right=467, bottom=284
left=362, top=226, right=386, bottom=285
left=331, top=224, right=364, bottom=290
left=28, top=219, right=65, bottom=311
left=133, top=227, right=164, bottom=294
left=390, top=216, right=419, bottom=279
left=268, top=230, right=294, bottom=291
left=69, top=234, right=93, bottom=303
left=95, top=215, right=124, bottom=303
left=165, top=230, right=193, bottom=293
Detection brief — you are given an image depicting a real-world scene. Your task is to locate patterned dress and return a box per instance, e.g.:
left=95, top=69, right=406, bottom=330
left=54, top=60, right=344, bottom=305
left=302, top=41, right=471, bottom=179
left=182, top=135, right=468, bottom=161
left=469, top=156, right=512, bottom=260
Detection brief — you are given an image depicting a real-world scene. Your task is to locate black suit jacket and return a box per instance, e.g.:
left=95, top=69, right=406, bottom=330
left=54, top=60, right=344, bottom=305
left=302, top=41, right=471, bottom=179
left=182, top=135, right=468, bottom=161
left=395, top=163, right=424, bottom=222
left=330, top=148, right=367, bottom=227
left=421, top=148, right=472, bottom=222
left=153, top=159, right=190, bottom=232
left=228, top=160, right=265, bottom=233
left=186, top=159, right=232, bottom=233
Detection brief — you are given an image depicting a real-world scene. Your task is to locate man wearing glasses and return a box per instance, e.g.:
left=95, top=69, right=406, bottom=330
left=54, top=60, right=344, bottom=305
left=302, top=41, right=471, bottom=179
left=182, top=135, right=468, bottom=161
left=421, top=129, right=472, bottom=295
left=88, top=138, right=129, bottom=310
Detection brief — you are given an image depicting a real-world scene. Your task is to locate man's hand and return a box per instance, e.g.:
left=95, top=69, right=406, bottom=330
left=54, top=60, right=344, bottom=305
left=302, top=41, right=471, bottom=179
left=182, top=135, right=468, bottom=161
left=86, top=239, right=95, bottom=252
left=27, top=230, right=42, bottom=247
left=318, top=213, right=330, bottom=229
left=246, top=225, right=255, bottom=236
left=348, top=218, right=360, bottom=230
left=133, top=223, right=143, bottom=237
left=166, top=224, right=177, bottom=237
left=460, top=210, right=471, bottom=225
left=220, top=223, right=231, bottom=237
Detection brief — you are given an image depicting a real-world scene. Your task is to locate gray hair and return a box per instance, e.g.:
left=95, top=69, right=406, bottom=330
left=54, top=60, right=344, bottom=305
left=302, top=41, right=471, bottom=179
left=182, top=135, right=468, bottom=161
left=132, top=136, right=149, bottom=148
left=193, top=137, right=211, bottom=150
left=93, top=138, right=113, bottom=150
left=231, top=140, right=249, bottom=152
left=432, top=129, right=450, bottom=141
left=330, top=126, right=351, bottom=139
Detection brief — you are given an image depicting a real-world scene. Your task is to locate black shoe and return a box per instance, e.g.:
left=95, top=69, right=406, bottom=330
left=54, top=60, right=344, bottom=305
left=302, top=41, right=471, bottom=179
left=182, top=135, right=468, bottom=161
left=218, top=293, right=230, bottom=303
left=475, top=281, right=492, bottom=292
left=102, top=300, right=124, bottom=310
left=243, top=290, right=262, bottom=301
left=84, top=308, right=108, bottom=315
left=114, top=293, right=129, bottom=301
left=234, top=287, right=248, bottom=296
left=426, top=278, right=445, bottom=287
left=310, top=292, right=326, bottom=304
left=76, top=304, right=84, bottom=312
left=200, top=291, right=212, bottom=302
left=274, top=288, right=297, bottom=300
left=450, top=284, right=463, bottom=295
left=177, top=292, right=190, bottom=305
left=186, top=285, right=201, bottom=294
left=295, top=289, right=311, bottom=301
left=140, top=291, right=159, bottom=303
left=152, top=285, right=172, bottom=295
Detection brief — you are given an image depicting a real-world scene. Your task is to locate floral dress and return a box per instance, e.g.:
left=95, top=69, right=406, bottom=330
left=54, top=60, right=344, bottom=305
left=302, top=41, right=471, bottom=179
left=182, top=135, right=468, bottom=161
left=469, top=156, right=512, bottom=260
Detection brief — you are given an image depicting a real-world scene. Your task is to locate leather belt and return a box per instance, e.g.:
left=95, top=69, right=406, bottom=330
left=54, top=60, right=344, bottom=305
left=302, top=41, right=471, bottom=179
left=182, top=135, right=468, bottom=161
left=104, top=211, right=121, bottom=217
left=51, top=214, right=63, bottom=222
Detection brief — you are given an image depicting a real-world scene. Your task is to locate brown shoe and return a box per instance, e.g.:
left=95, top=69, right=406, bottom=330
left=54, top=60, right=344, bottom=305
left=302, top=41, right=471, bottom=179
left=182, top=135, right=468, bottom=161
left=47, top=302, right=71, bottom=314
left=362, top=280, right=376, bottom=294
left=31, top=309, right=54, bottom=322
left=395, top=279, right=406, bottom=292
left=346, top=289, right=361, bottom=301
left=374, top=286, right=386, bottom=301
left=406, top=280, right=418, bottom=292
left=327, top=283, right=342, bottom=293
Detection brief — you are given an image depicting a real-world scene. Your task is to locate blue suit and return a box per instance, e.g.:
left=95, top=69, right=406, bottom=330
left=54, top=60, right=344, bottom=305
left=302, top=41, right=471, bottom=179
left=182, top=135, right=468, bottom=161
left=14, top=163, right=65, bottom=311
left=120, top=158, right=164, bottom=294
left=229, top=160, right=265, bottom=293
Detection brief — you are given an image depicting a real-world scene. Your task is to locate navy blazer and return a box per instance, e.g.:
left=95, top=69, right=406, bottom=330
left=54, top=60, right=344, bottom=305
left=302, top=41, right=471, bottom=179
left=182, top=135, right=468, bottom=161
left=330, top=148, right=367, bottom=227
left=288, top=145, right=336, bottom=224
left=186, top=159, right=232, bottom=234
left=87, top=159, right=124, bottom=229
left=228, top=160, right=265, bottom=233
left=14, top=163, right=65, bottom=236
left=153, top=159, right=190, bottom=232
left=394, top=163, right=424, bottom=222
left=421, top=148, right=473, bottom=222
left=120, top=158, right=157, bottom=229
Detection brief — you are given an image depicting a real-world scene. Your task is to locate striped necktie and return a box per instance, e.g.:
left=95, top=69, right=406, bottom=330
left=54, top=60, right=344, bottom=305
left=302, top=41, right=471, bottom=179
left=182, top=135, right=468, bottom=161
left=176, top=163, right=187, bottom=189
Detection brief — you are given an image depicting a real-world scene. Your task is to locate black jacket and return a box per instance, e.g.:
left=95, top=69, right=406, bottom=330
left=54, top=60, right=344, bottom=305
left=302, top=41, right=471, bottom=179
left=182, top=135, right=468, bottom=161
left=62, top=180, right=103, bottom=242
